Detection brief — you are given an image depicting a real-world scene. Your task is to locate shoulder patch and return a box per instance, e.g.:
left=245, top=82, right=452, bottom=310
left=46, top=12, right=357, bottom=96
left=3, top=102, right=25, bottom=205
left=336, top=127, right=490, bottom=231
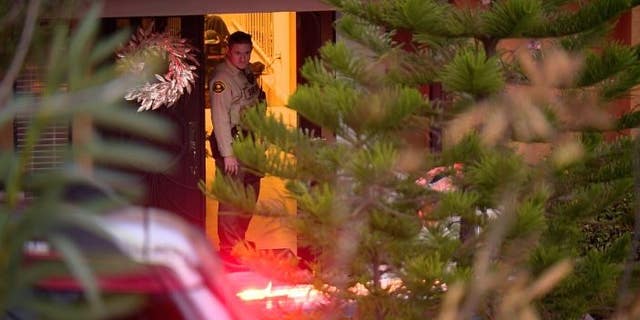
left=212, top=81, right=225, bottom=94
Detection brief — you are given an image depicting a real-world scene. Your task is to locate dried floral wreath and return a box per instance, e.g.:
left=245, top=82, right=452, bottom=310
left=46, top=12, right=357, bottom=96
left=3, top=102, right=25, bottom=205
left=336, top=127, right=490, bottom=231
left=117, top=25, right=199, bottom=112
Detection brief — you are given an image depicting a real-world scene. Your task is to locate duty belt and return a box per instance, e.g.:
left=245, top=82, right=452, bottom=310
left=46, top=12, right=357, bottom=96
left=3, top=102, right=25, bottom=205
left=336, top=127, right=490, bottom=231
left=231, top=125, right=250, bottom=139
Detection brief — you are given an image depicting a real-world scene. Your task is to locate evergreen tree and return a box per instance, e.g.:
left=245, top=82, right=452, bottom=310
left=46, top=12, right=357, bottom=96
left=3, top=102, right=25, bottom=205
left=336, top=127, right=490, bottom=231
left=206, top=0, right=640, bottom=319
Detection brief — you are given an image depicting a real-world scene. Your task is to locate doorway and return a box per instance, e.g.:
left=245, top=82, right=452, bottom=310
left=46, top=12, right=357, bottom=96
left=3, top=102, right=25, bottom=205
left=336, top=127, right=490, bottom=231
left=203, top=11, right=335, bottom=253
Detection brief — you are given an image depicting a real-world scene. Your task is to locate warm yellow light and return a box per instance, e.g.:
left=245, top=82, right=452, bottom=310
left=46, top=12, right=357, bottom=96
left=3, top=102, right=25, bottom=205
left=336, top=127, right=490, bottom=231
left=236, top=281, right=324, bottom=302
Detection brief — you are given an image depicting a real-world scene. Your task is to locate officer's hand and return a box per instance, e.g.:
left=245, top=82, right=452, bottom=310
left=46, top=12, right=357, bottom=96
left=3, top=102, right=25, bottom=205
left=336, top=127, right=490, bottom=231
left=223, top=156, right=239, bottom=175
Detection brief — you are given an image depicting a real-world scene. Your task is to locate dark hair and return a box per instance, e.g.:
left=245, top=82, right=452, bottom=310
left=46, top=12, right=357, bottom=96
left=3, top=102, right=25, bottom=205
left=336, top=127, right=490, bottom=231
left=227, top=31, right=252, bottom=46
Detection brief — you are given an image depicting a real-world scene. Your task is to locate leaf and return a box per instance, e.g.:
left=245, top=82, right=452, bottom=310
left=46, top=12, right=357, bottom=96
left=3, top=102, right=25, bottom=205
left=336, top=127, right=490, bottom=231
left=89, top=105, right=175, bottom=142
left=154, top=73, right=166, bottom=82
left=48, top=234, right=106, bottom=316
left=68, top=3, right=102, bottom=88
left=89, top=29, right=130, bottom=66
left=440, top=47, right=504, bottom=97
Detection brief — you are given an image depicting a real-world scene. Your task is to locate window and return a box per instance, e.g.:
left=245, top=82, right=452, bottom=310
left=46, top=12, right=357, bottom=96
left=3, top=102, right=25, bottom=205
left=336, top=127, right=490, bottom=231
left=13, top=65, right=70, bottom=173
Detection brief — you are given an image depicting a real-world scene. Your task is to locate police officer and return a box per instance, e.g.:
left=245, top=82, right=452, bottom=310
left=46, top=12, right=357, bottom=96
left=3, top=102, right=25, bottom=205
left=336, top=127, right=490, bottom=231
left=208, top=31, right=263, bottom=266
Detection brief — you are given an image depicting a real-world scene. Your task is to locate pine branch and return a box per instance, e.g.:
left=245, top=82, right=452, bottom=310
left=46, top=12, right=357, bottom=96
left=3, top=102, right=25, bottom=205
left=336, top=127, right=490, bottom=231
left=508, top=197, right=547, bottom=239
left=539, top=0, right=574, bottom=11
left=551, top=179, right=633, bottom=223
left=439, top=46, right=505, bottom=99
left=242, top=105, right=314, bottom=155
left=237, top=107, right=348, bottom=183
left=442, top=6, right=486, bottom=38
left=538, top=0, right=634, bottom=37
left=380, top=0, right=454, bottom=36
left=342, top=86, right=426, bottom=136
left=324, top=0, right=388, bottom=27
left=617, top=110, right=640, bottom=130
left=347, top=141, right=397, bottom=186
left=558, top=21, right=614, bottom=52
left=600, top=64, right=640, bottom=101
left=481, top=0, right=544, bottom=38
left=385, top=49, right=442, bottom=86
left=200, top=172, right=258, bottom=213
left=576, top=43, right=638, bottom=88
left=562, top=137, right=634, bottom=183
left=318, top=41, right=372, bottom=86
left=465, top=152, right=529, bottom=207
left=335, top=14, right=395, bottom=57
left=299, top=57, right=338, bottom=88
left=288, top=82, right=356, bottom=136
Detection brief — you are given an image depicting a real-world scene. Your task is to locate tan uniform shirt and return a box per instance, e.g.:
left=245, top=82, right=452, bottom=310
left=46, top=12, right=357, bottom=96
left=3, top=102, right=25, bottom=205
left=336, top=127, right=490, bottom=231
left=209, top=59, right=261, bottom=157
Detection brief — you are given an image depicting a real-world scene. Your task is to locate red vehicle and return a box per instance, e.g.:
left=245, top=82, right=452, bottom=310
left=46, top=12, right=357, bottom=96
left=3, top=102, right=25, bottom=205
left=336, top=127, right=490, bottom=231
left=18, top=207, right=324, bottom=320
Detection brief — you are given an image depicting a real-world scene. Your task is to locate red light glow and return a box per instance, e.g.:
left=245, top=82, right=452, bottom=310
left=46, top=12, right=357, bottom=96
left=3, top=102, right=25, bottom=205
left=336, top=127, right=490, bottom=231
left=236, top=281, right=326, bottom=310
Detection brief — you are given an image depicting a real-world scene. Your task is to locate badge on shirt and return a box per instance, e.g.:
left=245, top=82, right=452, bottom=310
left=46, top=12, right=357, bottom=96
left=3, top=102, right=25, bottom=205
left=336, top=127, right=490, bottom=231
left=212, top=81, right=225, bottom=93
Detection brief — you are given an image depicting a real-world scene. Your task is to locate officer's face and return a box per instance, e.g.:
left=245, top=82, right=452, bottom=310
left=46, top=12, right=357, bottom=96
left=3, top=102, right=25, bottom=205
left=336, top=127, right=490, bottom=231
left=227, top=43, right=252, bottom=70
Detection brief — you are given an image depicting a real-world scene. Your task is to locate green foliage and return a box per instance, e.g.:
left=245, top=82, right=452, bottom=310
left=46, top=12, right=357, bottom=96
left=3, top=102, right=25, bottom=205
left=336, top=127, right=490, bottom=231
left=581, top=194, right=633, bottom=254
left=576, top=42, right=638, bottom=88
left=601, top=61, right=640, bottom=100
left=0, top=1, right=69, bottom=77
left=507, top=197, right=547, bottom=239
left=542, top=0, right=633, bottom=37
left=381, top=0, right=453, bottom=36
left=432, top=190, right=480, bottom=222
left=530, top=133, right=636, bottom=319
left=0, top=2, right=175, bottom=318
left=335, top=14, right=395, bottom=56
left=569, top=41, right=640, bottom=101
left=558, top=22, right=615, bottom=52
left=206, top=0, right=640, bottom=319
left=440, top=46, right=505, bottom=98
left=348, top=142, right=396, bottom=185
left=465, top=151, right=528, bottom=206
left=200, top=169, right=258, bottom=214
left=319, top=41, right=370, bottom=85
left=481, top=0, right=543, bottom=38
left=538, top=248, right=625, bottom=320
left=288, top=83, right=345, bottom=133
left=346, top=86, right=425, bottom=135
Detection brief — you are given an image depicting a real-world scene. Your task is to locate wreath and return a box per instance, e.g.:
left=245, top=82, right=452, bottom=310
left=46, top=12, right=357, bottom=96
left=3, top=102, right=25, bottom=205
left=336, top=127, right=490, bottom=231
left=117, top=25, right=199, bottom=112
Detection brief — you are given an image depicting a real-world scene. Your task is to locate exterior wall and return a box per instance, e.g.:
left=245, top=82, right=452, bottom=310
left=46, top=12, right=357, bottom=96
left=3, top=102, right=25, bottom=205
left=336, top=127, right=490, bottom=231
left=101, top=0, right=332, bottom=17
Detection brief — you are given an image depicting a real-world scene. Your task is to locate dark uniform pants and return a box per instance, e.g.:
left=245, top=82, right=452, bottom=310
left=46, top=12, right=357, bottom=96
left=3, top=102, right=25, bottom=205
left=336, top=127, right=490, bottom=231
left=208, top=128, right=261, bottom=255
